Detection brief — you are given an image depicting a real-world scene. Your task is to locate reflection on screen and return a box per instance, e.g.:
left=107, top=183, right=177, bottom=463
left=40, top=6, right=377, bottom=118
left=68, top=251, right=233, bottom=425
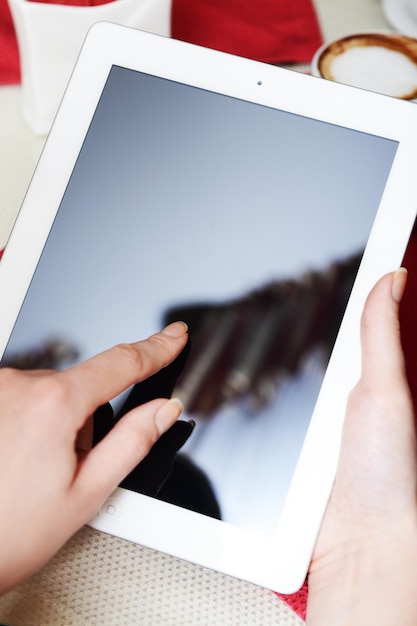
left=1, top=66, right=398, bottom=533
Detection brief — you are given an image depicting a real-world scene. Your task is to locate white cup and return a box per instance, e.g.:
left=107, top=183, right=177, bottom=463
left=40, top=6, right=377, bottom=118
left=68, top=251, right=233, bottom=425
left=8, top=0, right=172, bottom=135
left=408, top=0, right=417, bottom=21
left=311, top=31, right=417, bottom=101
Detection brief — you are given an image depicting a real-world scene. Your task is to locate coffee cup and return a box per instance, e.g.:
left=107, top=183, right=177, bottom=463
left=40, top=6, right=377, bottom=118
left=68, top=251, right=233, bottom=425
left=311, top=31, right=417, bottom=100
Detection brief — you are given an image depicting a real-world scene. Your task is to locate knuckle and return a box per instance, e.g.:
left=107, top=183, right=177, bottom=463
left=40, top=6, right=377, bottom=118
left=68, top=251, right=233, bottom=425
left=348, top=379, right=369, bottom=405
left=347, top=380, right=385, bottom=418
left=113, top=342, right=146, bottom=370
left=127, top=421, right=158, bottom=460
left=0, top=368, right=24, bottom=399
left=33, top=372, right=72, bottom=410
left=0, top=367, right=19, bottom=387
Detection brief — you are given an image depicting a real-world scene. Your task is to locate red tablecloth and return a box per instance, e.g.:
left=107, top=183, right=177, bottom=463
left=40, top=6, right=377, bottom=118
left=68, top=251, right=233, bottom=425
left=0, top=0, right=323, bottom=85
left=171, top=0, right=322, bottom=65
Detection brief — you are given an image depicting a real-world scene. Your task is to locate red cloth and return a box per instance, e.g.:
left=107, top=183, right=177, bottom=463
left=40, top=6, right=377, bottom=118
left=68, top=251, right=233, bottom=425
left=0, top=0, right=323, bottom=85
left=0, top=0, right=19, bottom=84
left=278, top=580, right=309, bottom=619
left=400, top=224, right=417, bottom=411
left=171, top=0, right=322, bottom=64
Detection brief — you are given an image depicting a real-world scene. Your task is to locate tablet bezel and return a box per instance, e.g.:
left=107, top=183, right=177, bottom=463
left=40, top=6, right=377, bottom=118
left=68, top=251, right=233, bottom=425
left=1, top=22, right=417, bottom=593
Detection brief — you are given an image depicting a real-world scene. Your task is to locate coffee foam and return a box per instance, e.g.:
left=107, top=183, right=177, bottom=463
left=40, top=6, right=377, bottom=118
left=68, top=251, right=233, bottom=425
left=316, top=34, right=417, bottom=100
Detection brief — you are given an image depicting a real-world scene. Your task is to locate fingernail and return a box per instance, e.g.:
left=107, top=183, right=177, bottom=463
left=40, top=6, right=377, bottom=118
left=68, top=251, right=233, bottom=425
left=392, top=267, right=408, bottom=303
left=155, top=397, right=184, bottom=431
left=161, top=321, right=188, bottom=337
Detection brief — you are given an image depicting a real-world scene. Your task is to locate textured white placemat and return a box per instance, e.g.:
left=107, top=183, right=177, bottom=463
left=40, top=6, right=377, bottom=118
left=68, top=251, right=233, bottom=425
left=0, top=527, right=304, bottom=625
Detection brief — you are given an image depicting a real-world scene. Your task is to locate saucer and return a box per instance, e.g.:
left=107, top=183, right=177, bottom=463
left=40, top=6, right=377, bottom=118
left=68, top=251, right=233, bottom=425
left=382, top=0, right=417, bottom=38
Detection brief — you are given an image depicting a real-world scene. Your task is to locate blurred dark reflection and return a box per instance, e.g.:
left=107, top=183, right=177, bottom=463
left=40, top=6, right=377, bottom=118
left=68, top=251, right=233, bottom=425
left=164, top=251, right=362, bottom=416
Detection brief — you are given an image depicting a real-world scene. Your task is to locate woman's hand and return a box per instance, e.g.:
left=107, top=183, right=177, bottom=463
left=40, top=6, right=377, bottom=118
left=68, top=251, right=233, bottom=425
left=307, top=270, right=417, bottom=625
left=0, top=321, right=188, bottom=594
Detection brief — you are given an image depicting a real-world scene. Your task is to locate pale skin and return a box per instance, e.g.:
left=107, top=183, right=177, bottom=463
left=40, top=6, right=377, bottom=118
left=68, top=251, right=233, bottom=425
left=307, top=268, right=417, bottom=625
left=1, top=272, right=417, bottom=624
left=0, top=320, right=188, bottom=594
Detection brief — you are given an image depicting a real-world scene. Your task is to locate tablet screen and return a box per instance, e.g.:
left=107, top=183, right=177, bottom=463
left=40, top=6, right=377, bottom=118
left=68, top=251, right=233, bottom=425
left=1, top=65, right=398, bottom=535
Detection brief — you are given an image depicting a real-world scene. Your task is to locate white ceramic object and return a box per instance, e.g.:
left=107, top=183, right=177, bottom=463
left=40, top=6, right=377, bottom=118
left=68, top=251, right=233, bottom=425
left=311, top=31, right=417, bottom=100
left=382, top=0, right=417, bottom=38
left=8, top=0, right=172, bottom=135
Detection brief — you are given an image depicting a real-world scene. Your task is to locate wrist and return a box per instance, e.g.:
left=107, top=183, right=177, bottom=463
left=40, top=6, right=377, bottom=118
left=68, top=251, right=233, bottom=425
left=307, top=519, right=417, bottom=625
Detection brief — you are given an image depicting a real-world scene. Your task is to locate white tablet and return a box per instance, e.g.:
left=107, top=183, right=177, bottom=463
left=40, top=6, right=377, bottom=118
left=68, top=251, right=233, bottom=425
left=1, top=22, right=417, bottom=594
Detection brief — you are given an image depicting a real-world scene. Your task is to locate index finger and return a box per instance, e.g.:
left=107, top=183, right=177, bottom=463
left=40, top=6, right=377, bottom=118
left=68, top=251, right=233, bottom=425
left=63, top=321, right=188, bottom=419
